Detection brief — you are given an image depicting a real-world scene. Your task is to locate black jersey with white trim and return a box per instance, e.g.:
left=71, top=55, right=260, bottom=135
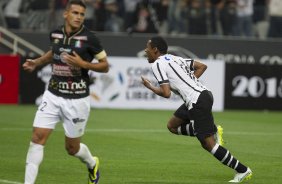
left=48, top=25, right=106, bottom=99
left=151, top=54, right=208, bottom=110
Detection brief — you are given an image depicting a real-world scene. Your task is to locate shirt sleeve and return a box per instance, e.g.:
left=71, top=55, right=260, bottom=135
left=184, top=58, right=194, bottom=72
left=151, top=61, right=169, bottom=85
left=88, top=33, right=107, bottom=60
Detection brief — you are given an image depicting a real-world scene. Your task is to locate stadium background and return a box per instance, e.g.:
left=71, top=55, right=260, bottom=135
left=1, top=0, right=281, bottom=111
left=1, top=32, right=282, bottom=110
left=1, top=1, right=282, bottom=184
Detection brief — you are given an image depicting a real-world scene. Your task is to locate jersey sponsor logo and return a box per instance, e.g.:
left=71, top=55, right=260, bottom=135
left=58, top=79, right=87, bottom=91
left=49, top=79, right=87, bottom=94
left=60, top=52, right=70, bottom=64
left=51, top=33, right=64, bottom=39
left=59, top=47, right=72, bottom=53
left=73, top=36, right=87, bottom=41
left=72, top=118, right=85, bottom=124
left=164, top=56, right=170, bottom=61
left=53, top=64, right=81, bottom=77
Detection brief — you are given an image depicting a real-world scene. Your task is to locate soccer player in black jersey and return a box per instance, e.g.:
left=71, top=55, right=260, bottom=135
left=22, top=1, right=108, bottom=183
left=141, top=36, right=252, bottom=183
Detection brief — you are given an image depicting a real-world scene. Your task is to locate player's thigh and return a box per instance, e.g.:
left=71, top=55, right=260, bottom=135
left=170, top=104, right=190, bottom=125
left=61, top=96, right=90, bottom=138
left=190, top=108, right=216, bottom=141
left=33, top=90, right=61, bottom=129
left=167, top=104, right=190, bottom=130
left=189, top=91, right=216, bottom=140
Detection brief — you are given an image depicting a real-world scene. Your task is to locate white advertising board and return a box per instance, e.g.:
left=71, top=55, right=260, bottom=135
left=89, top=57, right=225, bottom=111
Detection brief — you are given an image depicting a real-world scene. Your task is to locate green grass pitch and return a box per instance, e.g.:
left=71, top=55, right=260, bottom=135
left=0, top=105, right=282, bottom=184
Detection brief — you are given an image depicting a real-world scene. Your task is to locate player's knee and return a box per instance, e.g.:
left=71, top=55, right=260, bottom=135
left=31, top=132, right=46, bottom=145
left=167, top=123, right=177, bottom=134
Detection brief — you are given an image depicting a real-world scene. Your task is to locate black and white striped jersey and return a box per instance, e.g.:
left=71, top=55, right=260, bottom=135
left=151, top=54, right=208, bottom=110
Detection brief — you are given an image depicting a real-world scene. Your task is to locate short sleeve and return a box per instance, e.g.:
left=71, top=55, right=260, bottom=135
left=88, top=32, right=107, bottom=60
left=151, top=61, right=169, bottom=85
left=184, top=58, right=194, bottom=72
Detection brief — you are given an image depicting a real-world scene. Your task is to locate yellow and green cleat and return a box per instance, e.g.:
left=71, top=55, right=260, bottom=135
left=88, top=157, right=100, bottom=184
left=229, top=167, right=252, bottom=183
left=215, top=125, right=224, bottom=146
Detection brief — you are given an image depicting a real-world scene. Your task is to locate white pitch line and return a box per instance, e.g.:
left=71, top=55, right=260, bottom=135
left=0, top=128, right=282, bottom=136
left=86, top=128, right=166, bottom=133
left=0, top=179, right=23, bottom=184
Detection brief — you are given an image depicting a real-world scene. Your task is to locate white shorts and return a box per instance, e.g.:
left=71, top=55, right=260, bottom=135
left=33, top=90, right=90, bottom=138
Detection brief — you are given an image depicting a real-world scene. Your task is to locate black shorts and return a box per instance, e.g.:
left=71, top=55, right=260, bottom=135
left=174, top=103, right=191, bottom=122
left=174, top=90, right=217, bottom=141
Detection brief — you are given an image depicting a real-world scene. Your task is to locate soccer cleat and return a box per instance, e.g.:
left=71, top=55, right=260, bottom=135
left=229, top=167, right=252, bottom=183
left=215, top=125, right=224, bottom=146
left=88, top=157, right=100, bottom=184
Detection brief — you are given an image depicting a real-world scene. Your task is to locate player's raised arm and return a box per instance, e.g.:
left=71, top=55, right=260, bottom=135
left=193, top=60, right=207, bottom=78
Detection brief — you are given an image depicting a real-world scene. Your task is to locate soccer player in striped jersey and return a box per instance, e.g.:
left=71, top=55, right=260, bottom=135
left=141, top=36, right=252, bottom=183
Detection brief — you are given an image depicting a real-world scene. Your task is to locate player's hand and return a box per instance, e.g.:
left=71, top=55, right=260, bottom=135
left=22, top=59, right=37, bottom=72
left=62, top=51, right=84, bottom=68
left=141, top=76, right=152, bottom=89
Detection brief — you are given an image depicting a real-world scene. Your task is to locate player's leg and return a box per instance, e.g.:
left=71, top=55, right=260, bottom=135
left=167, top=116, right=196, bottom=136
left=168, top=104, right=195, bottom=136
left=25, top=91, right=60, bottom=184
left=65, top=136, right=96, bottom=168
left=197, top=123, right=252, bottom=182
left=191, top=91, right=252, bottom=182
left=170, top=104, right=224, bottom=144
left=65, top=137, right=99, bottom=183
left=202, top=134, right=252, bottom=182
left=25, top=128, right=52, bottom=184
left=62, top=96, right=99, bottom=184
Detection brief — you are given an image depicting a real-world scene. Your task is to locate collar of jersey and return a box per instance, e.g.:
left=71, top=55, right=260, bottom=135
left=62, top=25, right=84, bottom=37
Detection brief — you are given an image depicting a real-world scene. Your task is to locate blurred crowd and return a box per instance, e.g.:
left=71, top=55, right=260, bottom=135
left=1, top=0, right=282, bottom=39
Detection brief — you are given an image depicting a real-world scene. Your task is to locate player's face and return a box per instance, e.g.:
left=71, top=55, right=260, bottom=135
left=145, top=40, right=157, bottom=63
left=64, top=4, right=85, bottom=31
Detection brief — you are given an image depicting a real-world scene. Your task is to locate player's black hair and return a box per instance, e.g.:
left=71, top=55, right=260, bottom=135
left=66, top=0, right=86, bottom=10
left=149, top=36, right=168, bottom=54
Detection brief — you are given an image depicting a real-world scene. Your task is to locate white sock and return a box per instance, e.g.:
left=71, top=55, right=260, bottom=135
left=74, top=143, right=96, bottom=169
left=25, top=142, right=44, bottom=184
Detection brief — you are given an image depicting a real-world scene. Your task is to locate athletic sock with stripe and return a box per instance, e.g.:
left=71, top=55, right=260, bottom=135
left=211, top=143, right=247, bottom=173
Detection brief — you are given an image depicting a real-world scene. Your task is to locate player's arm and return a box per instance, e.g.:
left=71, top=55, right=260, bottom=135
left=65, top=34, right=110, bottom=73
left=64, top=51, right=109, bottom=73
left=82, top=57, right=109, bottom=73
left=193, top=60, right=207, bottom=78
left=22, top=50, right=53, bottom=72
left=141, top=76, right=171, bottom=98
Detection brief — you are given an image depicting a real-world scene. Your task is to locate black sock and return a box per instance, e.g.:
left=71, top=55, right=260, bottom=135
left=177, top=121, right=195, bottom=136
left=210, top=144, right=248, bottom=173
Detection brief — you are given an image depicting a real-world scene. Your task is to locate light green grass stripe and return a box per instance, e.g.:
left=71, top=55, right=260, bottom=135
left=1, top=127, right=282, bottom=136
left=0, top=179, right=23, bottom=184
